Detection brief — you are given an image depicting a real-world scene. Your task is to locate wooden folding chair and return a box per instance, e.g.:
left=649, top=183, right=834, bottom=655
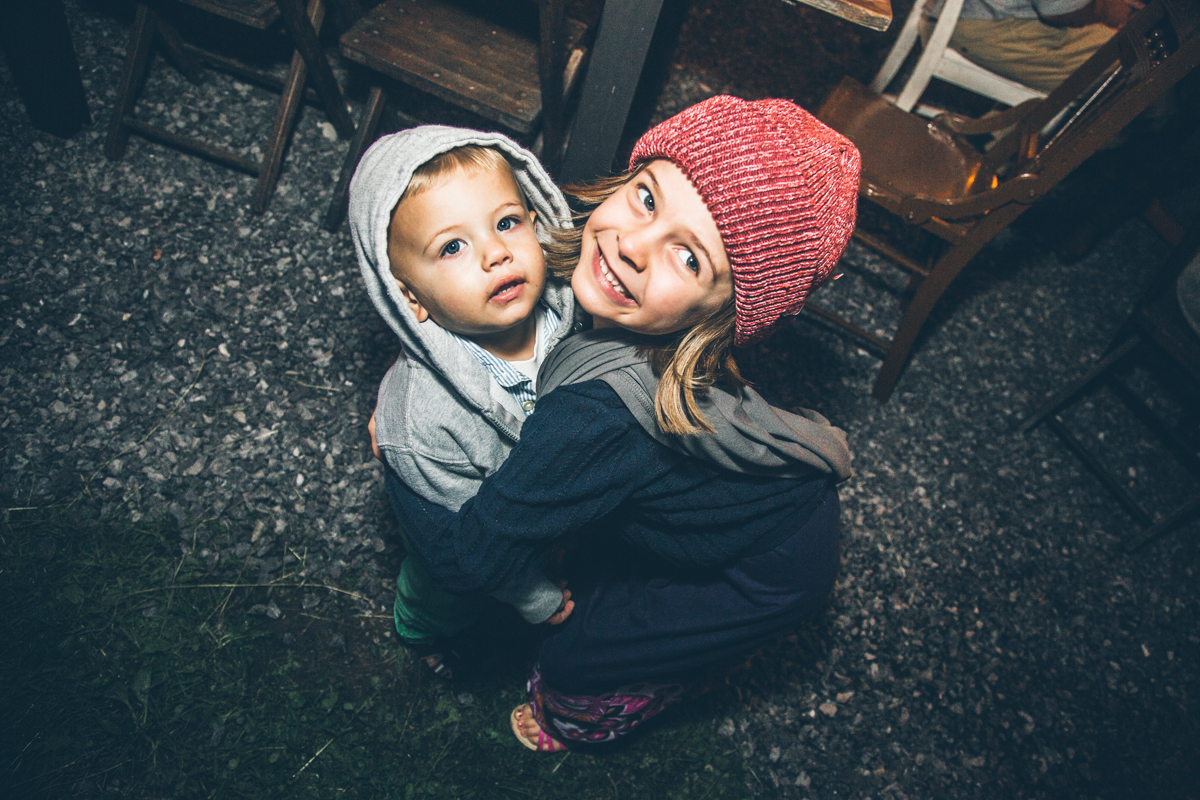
left=104, top=0, right=355, bottom=213
left=813, top=0, right=1200, bottom=401
left=320, top=0, right=590, bottom=231
left=1020, top=228, right=1200, bottom=552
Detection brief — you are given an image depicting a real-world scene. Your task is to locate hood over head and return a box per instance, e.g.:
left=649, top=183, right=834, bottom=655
left=350, top=126, right=575, bottom=427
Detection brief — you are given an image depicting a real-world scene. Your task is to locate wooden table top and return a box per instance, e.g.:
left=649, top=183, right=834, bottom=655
left=784, top=0, right=892, bottom=31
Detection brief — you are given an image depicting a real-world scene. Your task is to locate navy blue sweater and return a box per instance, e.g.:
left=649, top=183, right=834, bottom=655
left=387, top=381, right=831, bottom=597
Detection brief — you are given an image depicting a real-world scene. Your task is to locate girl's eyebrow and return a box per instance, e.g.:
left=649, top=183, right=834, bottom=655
left=644, top=167, right=662, bottom=195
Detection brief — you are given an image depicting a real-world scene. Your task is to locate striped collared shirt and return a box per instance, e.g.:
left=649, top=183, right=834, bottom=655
left=448, top=304, right=561, bottom=416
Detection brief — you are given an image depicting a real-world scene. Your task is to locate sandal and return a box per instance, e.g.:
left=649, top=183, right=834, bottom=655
left=510, top=704, right=568, bottom=752
left=404, top=639, right=463, bottom=682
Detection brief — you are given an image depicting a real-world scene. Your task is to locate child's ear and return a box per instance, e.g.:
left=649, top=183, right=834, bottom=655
left=394, top=278, right=430, bottom=323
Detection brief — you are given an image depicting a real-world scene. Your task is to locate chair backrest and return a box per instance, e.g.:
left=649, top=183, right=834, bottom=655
left=982, top=0, right=1200, bottom=192
left=890, top=0, right=1200, bottom=226
left=869, top=0, right=1045, bottom=114
left=338, top=0, right=585, bottom=168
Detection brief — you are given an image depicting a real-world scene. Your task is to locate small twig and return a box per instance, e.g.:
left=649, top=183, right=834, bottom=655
left=428, top=732, right=456, bottom=773
left=396, top=682, right=420, bottom=744
left=8, top=731, right=40, bottom=772
left=117, top=581, right=371, bottom=605
left=190, top=496, right=244, bottom=530
left=292, top=738, right=333, bottom=780
left=288, top=378, right=340, bottom=392
left=9, top=757, right=130, bottom=790
left=317, top=585, right=373, bottom=602
left=551, top=752, right=570, bottom=773
left=213, top=557, right=251, bottom=622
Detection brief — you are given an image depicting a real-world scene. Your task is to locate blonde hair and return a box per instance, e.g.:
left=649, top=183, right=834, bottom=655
left=389, top=145, right=525, bottom=283
left=546, top=171, right=745, bottom=436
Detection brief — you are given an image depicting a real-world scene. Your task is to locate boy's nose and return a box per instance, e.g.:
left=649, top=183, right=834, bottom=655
left=482, top=235, right=512, bottom=269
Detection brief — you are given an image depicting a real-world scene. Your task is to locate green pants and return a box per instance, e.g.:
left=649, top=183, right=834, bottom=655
left=393, top=541, right=479, bottom=644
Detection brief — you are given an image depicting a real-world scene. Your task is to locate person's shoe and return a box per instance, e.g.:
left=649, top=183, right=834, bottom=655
left=403, top=638, right=469, bottom=682
left=510, top=704, right=568, bottom=752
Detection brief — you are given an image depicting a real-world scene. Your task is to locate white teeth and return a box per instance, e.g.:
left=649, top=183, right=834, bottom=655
left=598, top=252, right=629, bottom=297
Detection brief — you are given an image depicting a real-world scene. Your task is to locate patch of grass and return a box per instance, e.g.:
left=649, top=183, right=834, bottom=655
left=0, top=512, right=751, bottom=799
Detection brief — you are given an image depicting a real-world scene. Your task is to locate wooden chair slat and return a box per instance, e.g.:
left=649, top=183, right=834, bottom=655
left=344, top=1, right=543, bottom=130
left=176, top=0, right=279, bottom=29
left=322, top=0, right=591, bottom=230
left=104, top=0, right=351, bottom=213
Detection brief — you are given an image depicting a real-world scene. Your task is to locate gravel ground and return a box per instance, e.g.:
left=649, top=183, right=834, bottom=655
left=3, top=1, right=1199, bottom=798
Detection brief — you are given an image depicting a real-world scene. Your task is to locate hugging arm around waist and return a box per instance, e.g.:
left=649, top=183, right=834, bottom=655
left=384, top=384, right=667, bottom=598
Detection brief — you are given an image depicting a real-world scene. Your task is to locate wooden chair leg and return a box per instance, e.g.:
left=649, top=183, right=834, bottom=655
left=104, top=4, right=157, bottom=160
left=872, top=209, right=1023, bottom=400
left=252, top=47, right=307, bottom=212
left=1143, top=197, right=1185, bottom=248
left=872, top=245, right=979, bottom=400
left=276, top=0, right=354, bottom=139
left=1017, top=337, right=1140, bottom=434
left=155, top=17, right=202, bottom=84
left=558, top=0, right=666, bottom=184
left=1124, top=494, right=1200, bottom=552
left=537, top=0, right=566, bottom=173
left=252, top=0, right=328, bottom=213
left=323, top=84, right=388, bottom=231
left=878, top=235, right=998, bottom=400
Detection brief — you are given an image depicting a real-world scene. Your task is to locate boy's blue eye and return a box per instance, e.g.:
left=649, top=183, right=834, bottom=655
left=497, top=216, right=518, bottom=232
left=440, top=239, right=463, bottom=257
left=637, top=186, right=654, bottom=212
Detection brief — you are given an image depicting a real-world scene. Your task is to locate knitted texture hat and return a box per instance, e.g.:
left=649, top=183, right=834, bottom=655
left=630, top=95, right=860, bottom=346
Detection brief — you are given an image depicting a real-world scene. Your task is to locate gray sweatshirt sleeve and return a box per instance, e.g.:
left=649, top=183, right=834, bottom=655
left=374, top=360, right=512, bottom=511
left=489, top=564, right=564, bottom=624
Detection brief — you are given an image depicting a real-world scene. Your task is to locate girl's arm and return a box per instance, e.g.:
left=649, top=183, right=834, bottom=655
left=383, top=382, right=673, bottom=597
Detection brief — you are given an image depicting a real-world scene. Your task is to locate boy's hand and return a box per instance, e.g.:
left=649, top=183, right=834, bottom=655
left=545, top=583, right=574, bottom=625
left=368, top=407, right=382, bottom=460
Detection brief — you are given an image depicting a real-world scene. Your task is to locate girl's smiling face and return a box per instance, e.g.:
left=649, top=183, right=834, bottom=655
left=572, top=160, right=733, bottom=335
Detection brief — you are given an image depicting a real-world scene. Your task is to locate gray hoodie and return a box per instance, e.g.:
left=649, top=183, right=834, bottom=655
left=349, top=126, right=578, bottom=623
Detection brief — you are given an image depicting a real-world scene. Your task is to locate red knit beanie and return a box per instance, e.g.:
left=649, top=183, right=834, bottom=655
left=630, top=95, right=860, bottom=346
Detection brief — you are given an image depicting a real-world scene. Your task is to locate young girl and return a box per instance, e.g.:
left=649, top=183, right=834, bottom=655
left=381, top=95, right=861, bottom=750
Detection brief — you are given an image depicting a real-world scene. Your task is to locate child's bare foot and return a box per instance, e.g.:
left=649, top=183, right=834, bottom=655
left=509, top=704, right=568, bottom=752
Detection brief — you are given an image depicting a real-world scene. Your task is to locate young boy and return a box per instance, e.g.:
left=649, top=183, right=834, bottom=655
left=349, top=127, right=578, bottom=677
